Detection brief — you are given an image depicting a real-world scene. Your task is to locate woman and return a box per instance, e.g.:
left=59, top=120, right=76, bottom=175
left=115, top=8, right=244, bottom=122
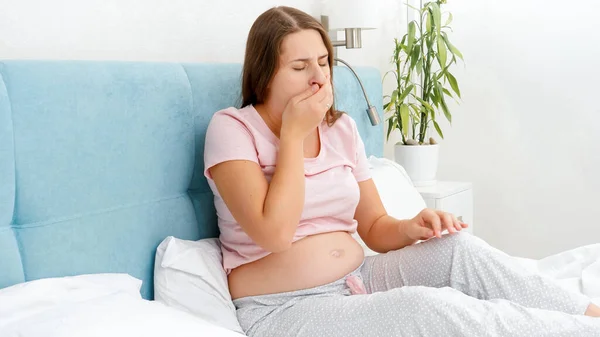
left=204, top=6, right=600, bottom=337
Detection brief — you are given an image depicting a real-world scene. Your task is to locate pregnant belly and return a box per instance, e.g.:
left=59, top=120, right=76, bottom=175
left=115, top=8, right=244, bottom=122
left=228, top=231, right=365, bottom=300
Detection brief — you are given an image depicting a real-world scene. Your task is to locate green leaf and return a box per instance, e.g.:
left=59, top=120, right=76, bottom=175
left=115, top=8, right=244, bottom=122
left=431, top=3, right=442, bottom=34
left=400, top=104, right=410, bottom=137
left=415, top=96, right=434, bottom=112
left=435, top=81, right=442, bottom=95
left=445, top=12, right=453, bottom=26
left=407, top=21, right=416, bottom=53
left=442, top=88, right=453, bottom=97
left=437, top=36, right=447, bottom=69
left=398, top=84, right=414, bottom=102
left=412, top=112, right=421, bottom=123
left=430, top=89, right=440, bottom=108
left=387, top=89, right=398, bottom=111
left=410, top=45, right=420, bottom=71
left=416, top=57, right=423, bottom=76
left=409, top=104, right=420, bottom=117
left=433, top=120, right=444, bottom=139
left=436, top=70, right=445, bottom=80
left=432, top=85, right=441, bottom=107
left=451, top=54, right=458, bottom=66
left=440, top=96, right=452, bottom=123
left=426, top=11, right=432, bottom=33
left=429, top=107, right=436, bottom=121
left=407, top=105, right=421, bottom=126
left=386, top=117, right=394, bottom=140
left=400, top=44, right=409, bottom=54
left=442, top=33, right=463, bottom=60
left=396, top=35, right=408, bottom=55
left=446, top=72, right=461, bottom=98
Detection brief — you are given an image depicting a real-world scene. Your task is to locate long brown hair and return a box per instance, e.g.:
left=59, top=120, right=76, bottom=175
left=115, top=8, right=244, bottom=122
left=241, top=6, right=342, bottom=125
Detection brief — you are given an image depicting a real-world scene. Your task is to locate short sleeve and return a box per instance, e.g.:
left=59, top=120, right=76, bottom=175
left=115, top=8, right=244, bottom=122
left=351, top=120, right=372, bottom=182
left=203, top=109, right=259, bottom=180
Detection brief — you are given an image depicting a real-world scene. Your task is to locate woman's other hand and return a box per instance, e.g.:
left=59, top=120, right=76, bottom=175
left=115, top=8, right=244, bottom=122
left=404, top=208, right=469, bottom=241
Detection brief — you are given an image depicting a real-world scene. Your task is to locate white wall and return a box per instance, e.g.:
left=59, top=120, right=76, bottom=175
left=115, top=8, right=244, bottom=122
left=430, top=0, right=600, bottom=258
left=338, top=0, right=600, bottom=258
left=2, top=0, right=598, bottom=259
left=0, top=0, right=322, bottom=62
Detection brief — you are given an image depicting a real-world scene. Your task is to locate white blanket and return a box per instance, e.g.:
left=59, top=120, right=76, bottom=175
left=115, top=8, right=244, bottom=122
left=0, top=274, right=243, bottom=337
left=1, top=244, right=597, bottom=337
left=513, top=243, right=600, bottom=306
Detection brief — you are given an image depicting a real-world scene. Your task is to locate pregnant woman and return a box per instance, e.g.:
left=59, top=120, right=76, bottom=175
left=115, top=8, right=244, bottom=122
left=203, top=6, right=600, bottom=337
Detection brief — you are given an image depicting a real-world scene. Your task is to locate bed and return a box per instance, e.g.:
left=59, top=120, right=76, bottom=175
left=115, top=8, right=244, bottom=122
left=0, top=60, right=597, bottom=336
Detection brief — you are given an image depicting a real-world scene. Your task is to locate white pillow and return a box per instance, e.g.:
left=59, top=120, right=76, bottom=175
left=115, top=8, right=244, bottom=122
left=154, top=236, right=243, bottom=334
left=352, top=156, right=428, bottom=255
left=367, top=156, right=427, bottom=220
left=0, top=284, right=243, bottom=337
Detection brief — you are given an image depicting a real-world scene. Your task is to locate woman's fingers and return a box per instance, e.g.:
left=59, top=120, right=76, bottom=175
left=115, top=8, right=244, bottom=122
left=416, top=225, right=434, bottom=240
left=318, top=81, right=334, bottom=110
left=450, top=214, right=462, bottom=232
left=424, top=209, right=442, bottom=238
left=443, top=212, right=456, bottom=233
left=453, top=217, right=462, bottom=231
left=433, top=210, right=453, bottom=234
left=433, top=210, right=469, bottom=236
left=418, top=209, right=470, bottom=239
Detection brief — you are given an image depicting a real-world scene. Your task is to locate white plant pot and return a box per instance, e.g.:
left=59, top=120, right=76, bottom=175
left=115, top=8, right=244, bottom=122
left=394, top=143, right=439, bottom=187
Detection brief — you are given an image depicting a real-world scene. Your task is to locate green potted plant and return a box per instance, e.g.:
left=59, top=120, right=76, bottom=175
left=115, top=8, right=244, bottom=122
left=384, top=0, right=463, bottom=186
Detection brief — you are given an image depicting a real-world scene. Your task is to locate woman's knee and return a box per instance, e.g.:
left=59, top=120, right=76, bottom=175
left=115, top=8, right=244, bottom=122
left=370, top=286, right=469, bottom=326
left=442, top=231, right=485, bottom=249
left=383, top=286, right=455, bottom=310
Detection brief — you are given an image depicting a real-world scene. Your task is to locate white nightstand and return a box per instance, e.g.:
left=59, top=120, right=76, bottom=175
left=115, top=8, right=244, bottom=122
left=415, top=181, right=474, bottom=235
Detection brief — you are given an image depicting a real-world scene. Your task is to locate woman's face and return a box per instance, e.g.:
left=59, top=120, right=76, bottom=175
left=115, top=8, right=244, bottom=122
left=267, top=29, right=330, bottom=114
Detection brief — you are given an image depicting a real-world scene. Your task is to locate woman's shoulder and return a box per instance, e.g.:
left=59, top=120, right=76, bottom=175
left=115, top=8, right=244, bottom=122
left=207, top=105, right=259, bottom=134
left=204, top=106, right=257, bottom=146
left=324, top=112, right=359, bottom=138
left=209, top=105, right=254, bottom=124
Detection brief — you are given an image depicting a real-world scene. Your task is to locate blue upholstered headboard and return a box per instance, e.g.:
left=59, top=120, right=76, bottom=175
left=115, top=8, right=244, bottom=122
left=0, top=61, right=383, bottom=299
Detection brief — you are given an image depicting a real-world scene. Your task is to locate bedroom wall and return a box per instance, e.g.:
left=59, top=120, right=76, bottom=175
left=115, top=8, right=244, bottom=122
left=412, top=0, right=600, bottom=258
left=335, top=0, right=600, bottom=259
left=0, top=0, right=322, bottom=62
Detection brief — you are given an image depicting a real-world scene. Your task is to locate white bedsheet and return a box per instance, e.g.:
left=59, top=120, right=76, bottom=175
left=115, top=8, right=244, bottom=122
left=513, top=243, right=600, bottom=306
left=0, top=276, right=244, bottom=337
left=2, top=244, right=596, bottom=337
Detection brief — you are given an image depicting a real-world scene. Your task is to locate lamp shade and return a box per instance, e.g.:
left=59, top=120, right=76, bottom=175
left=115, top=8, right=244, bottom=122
left=321, top=0, right=379, bottom=30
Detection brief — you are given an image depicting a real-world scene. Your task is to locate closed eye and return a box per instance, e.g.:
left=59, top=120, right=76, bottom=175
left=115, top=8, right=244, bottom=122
left=294, top=63, right=327, bottom=71
left=290, top=53, right=329, bottom=70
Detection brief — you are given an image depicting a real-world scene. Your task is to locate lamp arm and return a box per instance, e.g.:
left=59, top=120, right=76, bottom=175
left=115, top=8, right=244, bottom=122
left=334, top=57, right=380, bottom=126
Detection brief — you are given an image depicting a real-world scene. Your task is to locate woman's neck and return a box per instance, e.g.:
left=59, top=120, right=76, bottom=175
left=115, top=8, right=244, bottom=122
left=254, top=102, right=283, bottom=138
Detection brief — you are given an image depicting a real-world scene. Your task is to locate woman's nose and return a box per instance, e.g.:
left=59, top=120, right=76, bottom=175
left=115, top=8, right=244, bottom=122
left=310, top=66, right=328, bottom=87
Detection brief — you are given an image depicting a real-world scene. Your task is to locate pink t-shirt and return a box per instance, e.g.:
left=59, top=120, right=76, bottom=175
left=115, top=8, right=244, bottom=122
left=203, top=105, right=371, bottom=272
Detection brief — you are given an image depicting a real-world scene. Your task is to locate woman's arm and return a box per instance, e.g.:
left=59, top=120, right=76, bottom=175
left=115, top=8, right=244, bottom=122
left=354, top=179, right=418, bottom=253
left=209, top=136, right=305, bottom=254
left=354, top=179, right=467, bottom=253
left=207, top=82, right=333, bottom=254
